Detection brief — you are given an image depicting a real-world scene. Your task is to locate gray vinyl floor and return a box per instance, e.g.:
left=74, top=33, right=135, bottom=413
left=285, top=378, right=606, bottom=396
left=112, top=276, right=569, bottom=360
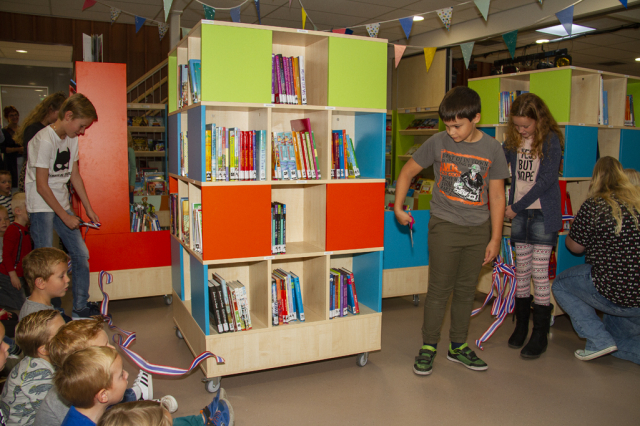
left=94, top=293, right=639, bottom=426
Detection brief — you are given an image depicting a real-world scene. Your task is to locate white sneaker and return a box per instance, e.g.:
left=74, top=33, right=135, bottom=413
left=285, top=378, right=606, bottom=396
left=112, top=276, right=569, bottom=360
left=132, top=370, right=153, bottom=400
left=157, top=395, right=179, bottom=413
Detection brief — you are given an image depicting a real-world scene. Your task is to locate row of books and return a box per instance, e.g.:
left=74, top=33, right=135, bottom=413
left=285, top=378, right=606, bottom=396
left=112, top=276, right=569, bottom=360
left=499, top=90, right=529, bottom=123
left=192, top=203, right=202, bottom=255
left=208, top=273, right=252, bottom=334
left=406, top=118, right=439, bottom=129
left=169, top=195, right=190, bottom=245
left=272, top=54, right=307, bottom=105
left=625, top=94, right=636, bottom=127
left=130, top=203, right=161, bottom=232
left=271, top=202, right=286, bottom=255
left=329, top=268, right=360, bottom=318
left=272, top=131, right=321, bottom=180
left=331, top=130, right=361, bottom=179
left=204, top=126, right=268, bottom=182
left=271, top=269, right=305, bottom=325
left=179, top=59, right=201, bottom=109
left=128, top=116, right=164, bottom=127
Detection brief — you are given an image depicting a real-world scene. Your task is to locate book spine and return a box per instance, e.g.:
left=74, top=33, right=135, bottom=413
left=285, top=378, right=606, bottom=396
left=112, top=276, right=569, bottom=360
left=233, top=284, right=246, bottom=330
left=310, top=131, right=320, bottom=179
left=342, top=130, right=348, bottom=179
left=227, top=285, right=240, bottom=331
left=293, top=275, right=305, bottom=321
left=205, top=124, right=212, bottom=182
left=302, top=132, right=314, bottom=179
left=272, top=203, right=279, bottom=254
left=284, top=57, right=293, bottom=104
left=298, top=56, right=307, bottom=105
left=348, top=136, right=360, bottom=178
left=281, top=202, right=286, bottom=253
left=214, top=284, right=230, bottom=332
left=292, top=132, right=305, bottom=179
left=211, top=124, right=217, bottom=182
left=241, top=284, right=252, bottom=330
left=290, top=57, right=299, bottom=105
left=271, top=54, right=276, bottom=103
left=235, top=128, right=240, bottom=181
left=260, top=130, right=266, bottom=181
left=329, top=273, right=334, bottom=319
left=292, top=57, right=301, bottom=105
left=287, top=134, right=298, bottom=179
left=278, top=55, right=287, bottom=104
left=342, top=273, right=348, bottom=316
left=287, top=272, right=295, bottom=321
left=272, top=278, right=278, bottom=325
left=217, top=275, right=233, bottom=329
left=209, top=285, right=224, bottom=333
left=275, top=55, right=282, bottom=104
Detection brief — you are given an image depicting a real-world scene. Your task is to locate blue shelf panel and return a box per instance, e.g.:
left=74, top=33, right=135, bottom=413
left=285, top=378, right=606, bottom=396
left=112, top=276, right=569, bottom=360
left=171, top=238, right=184, bottom=300
left=352, top=251, right=382, bottom=313
left=556, top=234, right=585, bottom=275
left=383, top=210, right=429, bottom=270
left=188, top=106, right=206, bottom=182
left=619, top=129, right=640, bottom=171
left=190, top=256, right=210, bottom=335
left=354, top=112, right=385, bottom=180
left=564, top=126, right=598, bottom=178
left=478, top=127, right=496, bottom=138
left=168, top=113, right=180, bottom=176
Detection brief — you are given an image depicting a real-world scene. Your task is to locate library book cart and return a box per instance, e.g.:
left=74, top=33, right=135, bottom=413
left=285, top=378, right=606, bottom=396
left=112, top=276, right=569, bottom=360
left=167, top=21, right=387, bottom=392
left=469, top=66, right=640, bottom=318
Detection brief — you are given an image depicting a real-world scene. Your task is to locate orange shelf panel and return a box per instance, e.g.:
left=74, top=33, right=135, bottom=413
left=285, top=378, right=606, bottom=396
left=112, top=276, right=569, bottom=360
left=201, top=185, right=272, bottom=261
left=86, top=231, right=171, bottom=272
left=326, top=183, right=384, bottom=251
left=169, top=176, right=178, bottom=194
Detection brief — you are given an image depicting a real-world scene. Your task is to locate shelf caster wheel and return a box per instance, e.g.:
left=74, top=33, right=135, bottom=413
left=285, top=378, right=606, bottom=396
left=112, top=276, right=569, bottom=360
left=175, top=328, right=183, bottom=339
left=413, top=295, right=420, bottom=306
left=204, top=377, right=221, bottom=393
left=164, top=294, right=173, bottom=305
left=550, top=316, right=555, bottom=327
left=356, top=352, right=368, bottom=367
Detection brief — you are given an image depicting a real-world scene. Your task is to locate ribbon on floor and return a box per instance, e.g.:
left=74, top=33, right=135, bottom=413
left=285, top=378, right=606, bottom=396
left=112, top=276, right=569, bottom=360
left=470, top=257, right=517, bottom=350
left=97, top=270, right=225, bottom=375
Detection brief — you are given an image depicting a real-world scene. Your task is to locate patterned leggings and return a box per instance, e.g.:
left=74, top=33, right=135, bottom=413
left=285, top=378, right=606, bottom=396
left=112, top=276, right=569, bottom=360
left=515, top=243, right=552, bottom=306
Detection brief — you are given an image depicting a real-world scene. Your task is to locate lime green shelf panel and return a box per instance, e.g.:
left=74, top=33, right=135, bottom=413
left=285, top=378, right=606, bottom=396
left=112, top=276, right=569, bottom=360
left=327, top=38, right=387, bottom=109
left=468, top=78, right=500, bottom=125
left=168, top=53, right=177, bottom=114
left=393, top=112, right=416, bottom=180
left=201, top=25, right=272, bottom=104
left=627, top=79, right=640, bottom=128
left=530, top=69, right=572, bottom=123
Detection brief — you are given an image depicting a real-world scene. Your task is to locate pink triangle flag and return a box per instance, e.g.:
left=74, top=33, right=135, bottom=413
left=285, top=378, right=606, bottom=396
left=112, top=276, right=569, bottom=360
left=394, top=44, right=407, bottom=68
left=82, top=0, right=97, bottom=11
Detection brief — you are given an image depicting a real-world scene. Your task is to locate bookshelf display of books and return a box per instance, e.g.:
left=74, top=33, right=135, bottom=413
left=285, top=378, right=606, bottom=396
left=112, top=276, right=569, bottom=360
left=128, top=103, right=169, bottom=183
left=167, top=21, right=386, bottom=386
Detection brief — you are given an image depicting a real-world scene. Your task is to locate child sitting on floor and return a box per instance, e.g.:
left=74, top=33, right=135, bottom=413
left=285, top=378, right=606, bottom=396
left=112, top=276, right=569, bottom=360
left=0, top=322, right=13, bottom=425
left=18, top=248, right=69, bottom=322
left=0, top=193, right=32, bottom=309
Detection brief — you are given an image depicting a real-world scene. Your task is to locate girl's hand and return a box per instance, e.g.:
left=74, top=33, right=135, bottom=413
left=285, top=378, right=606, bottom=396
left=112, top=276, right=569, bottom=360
left=504, top=205, right=517, bottom=220
left=394, top=209, right=413, bottom=226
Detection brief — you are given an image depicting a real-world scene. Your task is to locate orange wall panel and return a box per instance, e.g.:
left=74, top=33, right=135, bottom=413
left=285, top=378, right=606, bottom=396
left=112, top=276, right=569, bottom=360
left=201, top=185, right=271, bottom=261
left=326, top=183, right=384, bottom=251
left=86, top=232, right=171, bottom=272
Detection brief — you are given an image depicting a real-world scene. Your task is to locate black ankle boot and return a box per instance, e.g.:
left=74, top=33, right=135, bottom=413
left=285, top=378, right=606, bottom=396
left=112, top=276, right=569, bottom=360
left=521, top=303, right=554, bottom=359
left=508, top=296, right=533, bottom=349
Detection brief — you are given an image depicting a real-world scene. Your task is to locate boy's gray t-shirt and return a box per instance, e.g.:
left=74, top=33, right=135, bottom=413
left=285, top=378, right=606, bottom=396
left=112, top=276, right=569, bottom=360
left=19, top=299, right=54, bottom=321
left=33, top=386, right=69, bottom=426
left=412, top=130, right=510, bottom=226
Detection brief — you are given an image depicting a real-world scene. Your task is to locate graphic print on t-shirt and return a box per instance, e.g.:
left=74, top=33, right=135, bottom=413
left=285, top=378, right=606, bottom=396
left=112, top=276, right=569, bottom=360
left=53, top=148, right=70, bottom=172
left=517, top=148, right=535, bottom=182
left=438, top=149, right=491, bottom=205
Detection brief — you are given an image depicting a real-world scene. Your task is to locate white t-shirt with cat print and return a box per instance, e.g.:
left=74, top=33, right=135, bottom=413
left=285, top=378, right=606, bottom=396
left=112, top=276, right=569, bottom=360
left=25, top=126, right=79, bottom=213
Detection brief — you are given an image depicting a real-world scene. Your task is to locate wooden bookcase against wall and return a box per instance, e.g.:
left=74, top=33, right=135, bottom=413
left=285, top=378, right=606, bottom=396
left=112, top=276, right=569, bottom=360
left=469, top=66, right=640, bottom=316
left=167, top=21, right=387, bottom=387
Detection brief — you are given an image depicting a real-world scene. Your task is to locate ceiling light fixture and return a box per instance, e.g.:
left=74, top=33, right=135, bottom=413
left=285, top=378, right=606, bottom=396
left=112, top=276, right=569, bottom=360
left=536, top=39, right=549, bottom=44
left=636, top=58, right=640, bottom=62
left=536, top=24, right=596, bottom=37
left=34, top=89, right=44, bottom=92
left=413, top=16, right=424, bottom=21
left=16, top=50, right=27, bottom=53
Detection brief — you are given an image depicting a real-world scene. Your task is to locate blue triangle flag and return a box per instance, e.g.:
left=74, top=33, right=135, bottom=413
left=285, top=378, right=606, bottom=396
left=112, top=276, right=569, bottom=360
left=556, top=5, right=574, bottom=36
left=502, top=29, right=518, bottom=59
left=203, top=4, right=215, bottom=20
left=230, top=6, right=241, bottom=22
left=135, top=16, right=146, bottom=33
left=254, top=0, right=261, bottom=24
left=399, top=17, right=413, bottom=40
left=619, top=0, right=628, bottom=8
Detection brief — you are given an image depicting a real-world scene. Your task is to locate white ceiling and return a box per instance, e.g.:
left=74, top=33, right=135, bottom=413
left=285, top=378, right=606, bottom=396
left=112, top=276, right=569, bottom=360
left=1, top=0, right=640, bottom=75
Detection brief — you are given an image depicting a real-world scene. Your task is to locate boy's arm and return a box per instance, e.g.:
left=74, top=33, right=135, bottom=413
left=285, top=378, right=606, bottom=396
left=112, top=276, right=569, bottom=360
left=69, top=162, right=99, bottom=224
left=36, top=168, right=82, bottom=230
left=484, top=178, right=506, bottom=265
left=394, top=158, right=424, bottom=225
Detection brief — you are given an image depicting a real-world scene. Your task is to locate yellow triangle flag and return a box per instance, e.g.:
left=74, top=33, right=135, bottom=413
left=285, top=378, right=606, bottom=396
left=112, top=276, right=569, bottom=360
left=424, top=47, right=437, bottom=72
left=302, top=8, right=307, bottom=30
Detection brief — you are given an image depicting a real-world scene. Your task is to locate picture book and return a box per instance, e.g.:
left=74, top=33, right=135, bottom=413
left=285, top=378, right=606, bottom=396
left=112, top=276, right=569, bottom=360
left=188, top=59, right=201, bottom=104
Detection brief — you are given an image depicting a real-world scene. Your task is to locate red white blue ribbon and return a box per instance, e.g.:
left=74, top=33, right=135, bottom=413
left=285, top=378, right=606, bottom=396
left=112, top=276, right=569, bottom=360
left=97, top=270, right=225, bottom=375
left=470, top=257, right=517, bottom=350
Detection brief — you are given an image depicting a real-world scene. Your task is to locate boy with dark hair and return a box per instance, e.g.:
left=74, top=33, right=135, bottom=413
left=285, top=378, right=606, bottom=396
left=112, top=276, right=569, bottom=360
left=19, top=248, right=69, bottom=321
left=394, top=86, right=510, bottom=375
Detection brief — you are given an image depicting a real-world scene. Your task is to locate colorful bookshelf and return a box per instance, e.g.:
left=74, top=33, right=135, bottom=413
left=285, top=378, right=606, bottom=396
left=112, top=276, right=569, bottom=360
left=168, top=21, right=386, bottom=389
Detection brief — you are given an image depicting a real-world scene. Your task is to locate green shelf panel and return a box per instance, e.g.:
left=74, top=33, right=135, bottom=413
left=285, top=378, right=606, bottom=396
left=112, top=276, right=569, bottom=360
left=201, top=24, right=272, bottom=104
left=328, top=38, right=387, bottom=109
left=168, top=53, right=177, bottom=114
left=530, top=69, right=572, bottom=123
left=627, top=79, right=640, bottom=128
left=469, top=78, right=500, bottom=125
left=393, top=112, right=416, bottom=181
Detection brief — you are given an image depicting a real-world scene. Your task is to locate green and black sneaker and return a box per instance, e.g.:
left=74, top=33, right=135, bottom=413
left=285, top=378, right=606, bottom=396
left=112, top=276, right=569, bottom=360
left=446, top=343, right=488, bottom=371
left=413, top=345, right=436, bottom=376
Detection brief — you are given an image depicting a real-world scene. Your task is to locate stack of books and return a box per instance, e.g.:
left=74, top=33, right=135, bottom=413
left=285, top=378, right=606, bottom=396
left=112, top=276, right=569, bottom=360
left=272, top=118, right=321, bottom=180
left=130, top=203, right=161, bottom=232
left=204, top=125, right=267, bottom=182
left=271, top=269, right=305, bottom=325
left=271, top=202, right=286, bottom=255
left=191, top=202, right=203, bottom=255
left=499, top=91, right=529, bottom=123
left=272, top=54, right=307, bottom=105
left=178, top=59, right=202, bottom=108
left=406, top=118, right=439, bottom=129
left=331, top=130, right=360, bottom=179
left=625, top=94, right=636, bottom=127
left=208, top=273, right=252, bottom=334
left=329, top=268, right=359, bottom=319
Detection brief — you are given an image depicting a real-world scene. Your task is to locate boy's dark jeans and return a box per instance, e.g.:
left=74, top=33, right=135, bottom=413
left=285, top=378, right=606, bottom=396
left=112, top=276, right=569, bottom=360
left=422, top=215, right=490, bottom=344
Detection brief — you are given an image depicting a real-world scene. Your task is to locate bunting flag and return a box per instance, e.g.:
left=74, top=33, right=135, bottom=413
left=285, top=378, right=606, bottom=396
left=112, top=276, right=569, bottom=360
left=181, top=27, right=190, bottom=38
left=158, top=23, right=169, bottom=40
left=332, top=28, right=353, bottom=35
left=399, top=17, right=413, bottom=40
left=556, top=5, right=574, bottom=36
left=366, top=23, right=380, bottom=38
left=289, top=0, right=293, bottom=8
left=203, top=4, right=216, bottom=20
left=619, top=0, right=628, bottom=7
left=230, top=6, right=241, bottom=23
left=502, top=29, right=518, bottom=59
left=437, top=7, right=453, bottom=31
left=135, top=16, right=146, bottom=33
left=423, top=47, right=436, bottom=72
left=82, top=0, right=97, bottom=11
left=254, top=0, right=261, bottom=24
left=110, top=7, right=121, bottom=24
left=460, top=41, right=475, bottom=69
left=538, top=0, right=543, bottom=3
left=313, top=24, right=318, bottom=31
left=474, top=0, right=490, bottom=21
left=163, top=0, right=173, bottom=22
left=302, top=7, right=307, bottom=30
left=394, top=44, right=407, bottom=68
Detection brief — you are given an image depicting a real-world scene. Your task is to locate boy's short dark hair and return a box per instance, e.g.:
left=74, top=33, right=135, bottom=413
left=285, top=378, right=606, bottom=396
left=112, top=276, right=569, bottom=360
left=22, top=247, right=70, bottom=292
left=438, top=86, right=482, bottom=122
left=0, top=170, right=11, bottom=179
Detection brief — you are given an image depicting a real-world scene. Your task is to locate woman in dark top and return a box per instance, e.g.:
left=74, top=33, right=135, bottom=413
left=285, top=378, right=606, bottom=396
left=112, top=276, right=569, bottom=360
left=13, top=92, right=66, bottom=191
left=1, top=106, right=23, bottom=187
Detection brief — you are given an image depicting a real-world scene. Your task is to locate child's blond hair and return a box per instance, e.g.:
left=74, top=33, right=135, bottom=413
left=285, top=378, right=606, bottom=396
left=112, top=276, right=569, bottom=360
left=54, top=346, right=118, bottom=409
left=49, top=318, right=105, bottom=368
left=15, top=310, right=62, bottom=358
left=11, top=192, right=25, bottom=214
left=624, top=168, right=640, bottom=187
left=97, top=401, right=171, bottom=426
left=58, top=93, right=97, bottom=121
left=22, top=247, right=69, bottom=292
left=0, top=205, right=8, bottom=217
